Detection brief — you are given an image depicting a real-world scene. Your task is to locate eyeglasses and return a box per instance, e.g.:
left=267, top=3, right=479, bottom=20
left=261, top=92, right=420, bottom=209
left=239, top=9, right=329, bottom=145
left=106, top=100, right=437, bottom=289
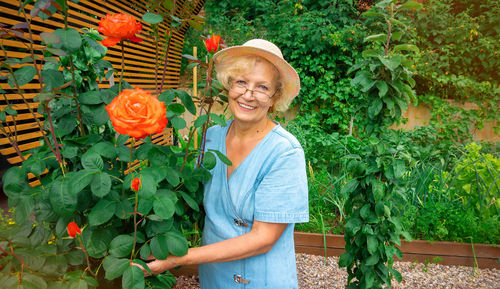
left=230, top=80, right=274, bottom=103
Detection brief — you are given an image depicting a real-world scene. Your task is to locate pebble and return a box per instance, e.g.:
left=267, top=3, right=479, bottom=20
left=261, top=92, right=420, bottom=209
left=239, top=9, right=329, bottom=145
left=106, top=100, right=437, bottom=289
left=173, top=253, right=500, bottom=288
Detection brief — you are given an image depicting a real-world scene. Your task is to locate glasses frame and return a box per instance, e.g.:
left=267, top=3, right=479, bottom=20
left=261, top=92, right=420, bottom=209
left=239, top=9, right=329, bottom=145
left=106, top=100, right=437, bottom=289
left=229, top=80, right=274, bottom=103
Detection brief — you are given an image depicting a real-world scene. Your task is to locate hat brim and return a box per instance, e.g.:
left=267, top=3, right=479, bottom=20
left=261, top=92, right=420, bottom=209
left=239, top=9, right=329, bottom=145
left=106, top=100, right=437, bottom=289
left=213, top=46, right=300, bottom=103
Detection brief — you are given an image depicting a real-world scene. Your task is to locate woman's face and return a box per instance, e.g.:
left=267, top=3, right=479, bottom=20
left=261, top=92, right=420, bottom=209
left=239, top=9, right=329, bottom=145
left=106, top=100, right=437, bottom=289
left=228, top=59, right=278, bottom=126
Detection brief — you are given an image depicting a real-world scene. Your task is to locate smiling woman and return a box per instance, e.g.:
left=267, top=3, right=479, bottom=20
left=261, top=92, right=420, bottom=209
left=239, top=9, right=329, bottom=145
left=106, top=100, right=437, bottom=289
left=141, top=39, right=309, bottom=289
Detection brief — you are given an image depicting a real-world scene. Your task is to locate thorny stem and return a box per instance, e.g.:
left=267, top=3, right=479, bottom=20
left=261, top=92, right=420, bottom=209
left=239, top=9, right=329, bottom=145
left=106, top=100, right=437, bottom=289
left=119, top=40, right=125, bottom=92
left=384, top=4, right=394, bottom=56
left=69, top=56, right=86, bottom=136
left=20, top=7, right=42, bottom=91
left=76, top=236, right=96, bottom=277
left=1, top=46, right=61, bottom=167
left=45, top=105, right=64, bottom=165
left=154, top=28, right=159, bottom=93
left=131, top=191, right=139, bottom=260
left=159, top=37, right=172, bottom=93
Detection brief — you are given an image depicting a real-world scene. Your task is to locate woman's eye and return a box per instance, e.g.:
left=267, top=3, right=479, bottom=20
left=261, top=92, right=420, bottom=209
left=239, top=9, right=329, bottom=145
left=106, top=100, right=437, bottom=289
left=235, top=80, right=246, bottom=85
left=258, top=85, right=269, bottom=91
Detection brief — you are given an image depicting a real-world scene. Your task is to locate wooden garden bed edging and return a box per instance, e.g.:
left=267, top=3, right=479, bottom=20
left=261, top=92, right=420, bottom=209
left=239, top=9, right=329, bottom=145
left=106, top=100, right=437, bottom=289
left=170, top=231, right=500, bottom=277
left=294, top=232, right=500, bottom=269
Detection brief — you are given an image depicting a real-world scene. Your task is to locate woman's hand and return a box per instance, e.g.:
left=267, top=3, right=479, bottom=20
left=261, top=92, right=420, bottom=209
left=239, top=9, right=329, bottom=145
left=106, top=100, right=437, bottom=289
left=132, top=255, right=181, bottom=276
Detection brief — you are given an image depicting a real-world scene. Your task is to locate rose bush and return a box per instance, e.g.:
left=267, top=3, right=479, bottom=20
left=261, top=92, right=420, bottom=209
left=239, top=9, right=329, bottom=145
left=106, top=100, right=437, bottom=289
left=0, top=3, right=223, bottom=289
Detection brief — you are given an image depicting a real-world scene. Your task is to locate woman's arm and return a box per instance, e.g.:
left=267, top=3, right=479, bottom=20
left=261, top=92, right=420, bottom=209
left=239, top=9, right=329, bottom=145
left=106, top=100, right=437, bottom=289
left=143, top=220, right=287, bottom=275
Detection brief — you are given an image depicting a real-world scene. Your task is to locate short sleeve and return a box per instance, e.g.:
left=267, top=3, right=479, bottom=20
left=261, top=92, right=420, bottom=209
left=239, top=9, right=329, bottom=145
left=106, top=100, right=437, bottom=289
left=254, top=147, right=309, bottom=223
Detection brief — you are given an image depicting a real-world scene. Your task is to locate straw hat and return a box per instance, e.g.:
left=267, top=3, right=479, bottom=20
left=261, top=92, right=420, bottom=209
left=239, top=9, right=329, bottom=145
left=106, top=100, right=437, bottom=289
left=213, top=39, right=301, bottom=104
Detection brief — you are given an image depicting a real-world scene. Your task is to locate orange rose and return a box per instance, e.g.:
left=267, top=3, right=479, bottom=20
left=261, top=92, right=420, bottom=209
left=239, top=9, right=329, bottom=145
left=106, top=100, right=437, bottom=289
left=67, top=222, right=81, bottom=238
left=98, top=13, right=143, bottom=47
left=105, top=87, right=168, bottom=139
left=204, top=35, right=221, bottom=53
left=131, top=177, right=141, bottom=192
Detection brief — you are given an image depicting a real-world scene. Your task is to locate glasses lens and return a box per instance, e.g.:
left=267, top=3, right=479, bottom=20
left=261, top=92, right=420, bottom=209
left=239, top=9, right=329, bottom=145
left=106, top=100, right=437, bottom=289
left=253, top=91, right=270, bottom=102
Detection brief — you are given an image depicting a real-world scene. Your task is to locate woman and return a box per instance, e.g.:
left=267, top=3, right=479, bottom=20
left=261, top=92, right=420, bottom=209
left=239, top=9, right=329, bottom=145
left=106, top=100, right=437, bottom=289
left=144, top=39, right=309, bottom=288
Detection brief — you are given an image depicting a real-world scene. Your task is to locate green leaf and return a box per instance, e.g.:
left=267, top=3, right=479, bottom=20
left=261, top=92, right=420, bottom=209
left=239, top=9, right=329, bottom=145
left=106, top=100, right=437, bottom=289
left=338, top=252, right=353, bottom=267
left=150, top=235, right=169, bottom=259
left=360, top=204, right=371, bottom=219
left=154, top=194, right=175, bottom=219
left=122, top=265, right=145, bottom=289
left=139, top=172, right=157, bottom=198
left=378, top=55, right=401, bottom=71
left=399, top=1, right=423, bottom=10
left=168, top=103, right=185, bottom=114
left=8, top=65, right=37, bottom=88
left=376, top=81, right=389, bottom=97
left=209, top=149, right=232, bottom=166
left=82, top=228, right=113, bottom=258
left=82, top=151, right=103, bottom=170
left=393, top=44, right=419, bottom=53
left=50, top=179, right=77, bottom=216
left=142, top=12, right=163, bottom=24
left=392, top=159, right=406, bottom=179
left=345, top=216, right=362, bottom=235
left=179, top=191, right=199, bottom=211
left=41, top=69, right=64, bottom=92
left=209, top=113, right=226, bottom=126
left=372, top=180, right=385, bottom=201
left=40, top=31, right=61, bottom=45
left=91, top=172, right=111, bottom=198
left=175, top=90, right=196, bottom=115
left=192, top=167, right=211, bottom=182
left=92, top=142, right=116, bottom=159
left=79, top=91, right=103, bottom=105
left=158, top=90, right=176, bottom=104
left=364, top=33, right=387, bottom=43
left=170, top=116, right=186, bottom=130
left=187, top=19, right=203, bottom=31
left=16, top=196, right=34, bottom=224
left=165, top=167, right=180, bottom=187
left=202, top=151, right=216, bottom=170
left=390, top=268, right=403, bottom=282
left=2, top=166, right=29, bottom=199
left=375, top=202, right=386, bottom=217
left=67, top=170, right=95, bottom=195
left=365, top=254, right=379, bottom=266
left=165, top=231, right=188, bottom=256
left=341, top=179, right=359, bottom=195
left=109, top=235, right=134, bottom=258
left=53, top=28, right=81, bottom=54
left=367, top=235, right=378, bottom=254
left=69, top=279, right=88, bottom=289
left=88, top=199, right=116, bottom=227
left=194, top=114, right=209, bottom=128
left=368, top=98, right=383, bottom=119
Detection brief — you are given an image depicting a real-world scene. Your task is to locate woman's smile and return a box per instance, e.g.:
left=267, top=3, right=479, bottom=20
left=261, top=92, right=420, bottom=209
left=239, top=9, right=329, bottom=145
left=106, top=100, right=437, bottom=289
left=237, top=102, right=256, bottom=111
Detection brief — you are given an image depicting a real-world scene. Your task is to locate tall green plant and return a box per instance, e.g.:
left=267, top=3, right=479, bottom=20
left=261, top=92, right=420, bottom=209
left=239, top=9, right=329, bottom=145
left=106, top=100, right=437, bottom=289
left=339, top=1, right=421, bottom=288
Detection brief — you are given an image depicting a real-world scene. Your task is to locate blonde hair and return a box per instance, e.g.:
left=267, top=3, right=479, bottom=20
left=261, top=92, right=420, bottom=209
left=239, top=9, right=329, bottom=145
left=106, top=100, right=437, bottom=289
left=215, top=54, right=290, bottom=112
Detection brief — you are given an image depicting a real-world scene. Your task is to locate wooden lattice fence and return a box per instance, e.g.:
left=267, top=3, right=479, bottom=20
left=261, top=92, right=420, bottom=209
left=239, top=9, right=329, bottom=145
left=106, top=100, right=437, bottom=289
left=0, top=0, right=204, bottom=167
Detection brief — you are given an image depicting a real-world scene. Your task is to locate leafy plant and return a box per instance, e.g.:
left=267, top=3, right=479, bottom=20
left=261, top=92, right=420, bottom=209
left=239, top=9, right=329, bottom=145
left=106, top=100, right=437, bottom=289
left=0, top=1, right=225, bottom=288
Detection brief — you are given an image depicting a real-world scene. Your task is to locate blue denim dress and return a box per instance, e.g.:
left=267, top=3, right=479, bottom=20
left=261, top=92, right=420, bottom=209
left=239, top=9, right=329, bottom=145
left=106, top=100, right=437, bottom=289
left=198, top=121, right=309, bottom=289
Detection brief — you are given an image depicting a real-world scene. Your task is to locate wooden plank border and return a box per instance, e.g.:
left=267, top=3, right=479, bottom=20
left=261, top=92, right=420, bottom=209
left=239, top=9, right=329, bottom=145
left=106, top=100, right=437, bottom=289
left=294, top=232, right=500, bottom=269
left=170, top=232, right=500, bottom=277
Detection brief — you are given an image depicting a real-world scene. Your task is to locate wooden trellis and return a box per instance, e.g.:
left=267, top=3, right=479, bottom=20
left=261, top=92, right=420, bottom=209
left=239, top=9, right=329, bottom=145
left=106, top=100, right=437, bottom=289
left=0, top=0, right=204, bottom=166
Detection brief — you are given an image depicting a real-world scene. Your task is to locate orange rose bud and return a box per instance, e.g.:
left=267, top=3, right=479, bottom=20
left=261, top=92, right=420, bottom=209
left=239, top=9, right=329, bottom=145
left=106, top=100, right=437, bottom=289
left=131, top=177, right=141, bottom=192
left=67, top=222, right=81, bottom=238
left=98, top=13, right=143, bottom=47
left=205, top=34, right=221, bottom=53
left=106, top=88, right=168, bottom=139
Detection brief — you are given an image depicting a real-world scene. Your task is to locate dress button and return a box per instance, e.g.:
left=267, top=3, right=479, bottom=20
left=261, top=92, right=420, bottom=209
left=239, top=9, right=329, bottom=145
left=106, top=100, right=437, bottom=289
left=233, top=219, right=249, bottom=227
left=234, top=274, right=250, bottom=284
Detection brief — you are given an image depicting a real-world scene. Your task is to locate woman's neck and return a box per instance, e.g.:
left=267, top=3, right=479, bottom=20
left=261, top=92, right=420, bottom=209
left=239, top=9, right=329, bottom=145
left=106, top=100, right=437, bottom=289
left=229, top=118, right=274, bottom=140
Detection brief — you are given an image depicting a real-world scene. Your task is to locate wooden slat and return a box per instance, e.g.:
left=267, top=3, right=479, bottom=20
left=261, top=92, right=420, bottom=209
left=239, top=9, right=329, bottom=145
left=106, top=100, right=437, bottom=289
left=0, top=131, right=43, bottom=146
left=1, top=0, right=205, bottom=165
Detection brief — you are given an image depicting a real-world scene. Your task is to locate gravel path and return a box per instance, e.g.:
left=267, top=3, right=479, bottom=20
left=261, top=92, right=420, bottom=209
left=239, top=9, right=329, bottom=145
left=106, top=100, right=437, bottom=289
left=174, top=253, right=500, bottom=288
